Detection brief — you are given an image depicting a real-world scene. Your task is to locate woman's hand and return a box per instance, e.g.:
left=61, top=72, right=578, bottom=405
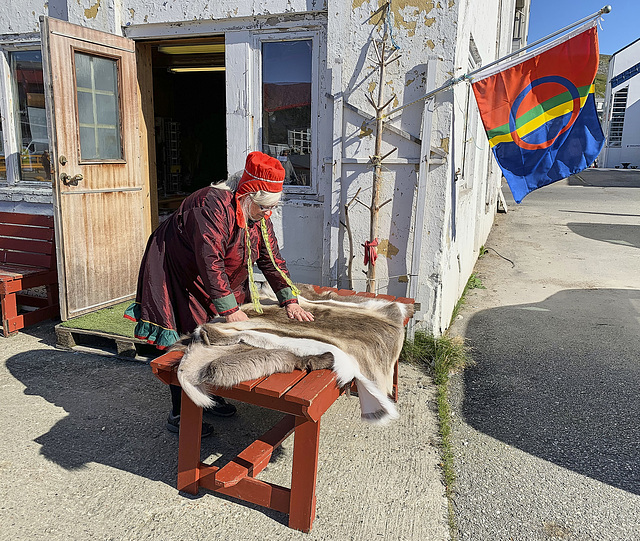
left=286, top=303, right=314, bottom=322
left=225, top=310, right=249, bottom=323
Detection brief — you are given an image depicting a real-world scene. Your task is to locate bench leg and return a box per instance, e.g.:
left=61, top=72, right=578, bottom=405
left=1, top=291, right=19, bottom=337
left=177, top=390, right=203, bottom=495
left=289, top=416, right=320, bottom=532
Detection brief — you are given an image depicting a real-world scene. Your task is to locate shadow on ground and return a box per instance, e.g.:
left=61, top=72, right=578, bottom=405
left=565, top=223, right=640, bottom=249
left=5, top=327, right=288, bottom=485
left=567, top=169, right=640, bottom=188
left=462, top=288, right=640, bottom=495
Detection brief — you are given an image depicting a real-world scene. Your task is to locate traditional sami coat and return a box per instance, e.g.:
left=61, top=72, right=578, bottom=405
left=125, top=185, right=297, bottom=348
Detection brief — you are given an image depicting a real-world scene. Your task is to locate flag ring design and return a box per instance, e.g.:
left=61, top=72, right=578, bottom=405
left=471, top=24, right=604, bottom=203
left=510, top=76, right=581, bottom=150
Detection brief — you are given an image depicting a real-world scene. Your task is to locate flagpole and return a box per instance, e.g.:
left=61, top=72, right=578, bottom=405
left=378, top=4, right=612, bottom=122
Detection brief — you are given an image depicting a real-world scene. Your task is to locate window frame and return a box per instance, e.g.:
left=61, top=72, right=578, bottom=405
left=252, top=30, right=319, bottom=196
left=71, top=46, right=126, bottom=164
left=0, top=41, right=51, bottom=186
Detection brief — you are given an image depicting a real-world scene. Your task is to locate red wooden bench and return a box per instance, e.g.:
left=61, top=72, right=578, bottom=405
left=150, top=287, right=413, bottom=532
left=0, top=212, right=59, bottom=337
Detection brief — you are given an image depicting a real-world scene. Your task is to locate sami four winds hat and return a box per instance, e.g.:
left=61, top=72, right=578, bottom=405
left=235, top=151, right=285, bottom=228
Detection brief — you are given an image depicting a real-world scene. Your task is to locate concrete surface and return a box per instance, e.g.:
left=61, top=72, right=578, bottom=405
left=448, top=169, right=640, bottom=540
left=0, top=322, right=449, bottom=540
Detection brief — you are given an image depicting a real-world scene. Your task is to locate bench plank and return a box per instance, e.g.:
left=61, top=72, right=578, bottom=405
left=254, top=370, right=308, bottom=398
left=283, top=369, right=339, bottom=407
left=0, top=224, right=55, bottom=241
left=214, top=415, right=295, bottom=487
left=0, top=212, right=54, bottom=227
left=233, top=376, right=269, bottom=391
left=0, top=237, right=55, bottom=255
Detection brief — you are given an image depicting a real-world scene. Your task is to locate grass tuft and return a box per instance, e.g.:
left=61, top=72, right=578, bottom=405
left=401, top=331, right=472, bottom=538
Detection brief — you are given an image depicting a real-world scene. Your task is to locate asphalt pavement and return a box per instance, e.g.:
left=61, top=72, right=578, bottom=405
left=448, top=169, right=640, bottom=541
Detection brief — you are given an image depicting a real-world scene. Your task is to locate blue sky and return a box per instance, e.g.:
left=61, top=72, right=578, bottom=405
left=528, top=0, right=639, bottom=55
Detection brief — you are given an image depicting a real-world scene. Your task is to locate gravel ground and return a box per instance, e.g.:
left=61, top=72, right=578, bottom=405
left=448, top=170, right=640, bottom=541
left=0, top=322, right=448, bottom=541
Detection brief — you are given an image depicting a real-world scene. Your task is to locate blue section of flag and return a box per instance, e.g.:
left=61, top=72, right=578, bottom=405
left=493, top=93, right=604, bottom=203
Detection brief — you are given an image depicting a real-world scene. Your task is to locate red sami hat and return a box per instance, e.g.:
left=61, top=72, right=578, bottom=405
left=236, top=151, right=285, bottom=227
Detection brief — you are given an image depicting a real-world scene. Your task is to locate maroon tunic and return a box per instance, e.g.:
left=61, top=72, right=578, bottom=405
left=125, top=186, right=296, bottom=348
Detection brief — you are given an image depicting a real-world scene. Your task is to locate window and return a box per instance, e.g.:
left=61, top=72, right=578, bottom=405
left=74, top=52, right=122, bottom=160
left=461, top=40, right=482, bottom=188
left=11, top=50, right=52, bottom=182
left=607, top=87, right=628, bottom=148
left=261, top=39, right=312, bottom=187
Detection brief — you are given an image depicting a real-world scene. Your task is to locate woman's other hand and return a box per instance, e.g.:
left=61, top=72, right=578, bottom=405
left=286, top=303, right=314, bottom=322
left=225, top=310, right=249, bottom=323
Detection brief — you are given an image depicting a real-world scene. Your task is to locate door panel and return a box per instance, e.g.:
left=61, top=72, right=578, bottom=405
left=42, top=17, right=151, bottom=319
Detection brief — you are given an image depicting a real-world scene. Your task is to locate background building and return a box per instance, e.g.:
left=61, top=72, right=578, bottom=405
left=599, top=38, right=640, bottom=169
left=0, top=0, right=529, bottom=335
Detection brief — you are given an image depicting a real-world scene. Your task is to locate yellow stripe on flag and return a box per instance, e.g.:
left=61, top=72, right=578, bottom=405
left=488, top=89, right=593, bottom=148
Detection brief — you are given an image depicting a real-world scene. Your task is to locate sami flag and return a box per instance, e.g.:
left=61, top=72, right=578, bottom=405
left=471, top=25, right=605, bottom=203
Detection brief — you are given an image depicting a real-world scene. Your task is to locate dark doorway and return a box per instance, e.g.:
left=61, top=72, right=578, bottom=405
left=150, top=38, right=227, bottom=218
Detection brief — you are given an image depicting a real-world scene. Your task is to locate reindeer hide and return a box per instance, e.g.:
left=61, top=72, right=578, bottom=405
left=172, top=285, right=413, bottom=423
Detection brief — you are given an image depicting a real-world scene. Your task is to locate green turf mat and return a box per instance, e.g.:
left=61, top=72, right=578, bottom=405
left=59, top=301, right=136, bottom=338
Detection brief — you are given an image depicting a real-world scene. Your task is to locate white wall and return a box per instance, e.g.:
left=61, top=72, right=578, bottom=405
left=326, top=0, right=459, bottom=316
left=434, top=0, right=516, bottom=333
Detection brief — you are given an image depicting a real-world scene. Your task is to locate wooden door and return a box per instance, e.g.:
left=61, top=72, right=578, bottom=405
left=41, top=17, right=152, bottom=320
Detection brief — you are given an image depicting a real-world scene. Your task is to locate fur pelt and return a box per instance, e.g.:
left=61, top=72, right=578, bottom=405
left=171, top=285, right=413, bottom=423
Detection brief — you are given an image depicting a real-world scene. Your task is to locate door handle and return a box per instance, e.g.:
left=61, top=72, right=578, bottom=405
left=60, top=173, right=84, bottom=186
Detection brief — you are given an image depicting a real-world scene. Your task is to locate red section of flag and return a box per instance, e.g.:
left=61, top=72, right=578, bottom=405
left=472, top=26, right=599, bottom=132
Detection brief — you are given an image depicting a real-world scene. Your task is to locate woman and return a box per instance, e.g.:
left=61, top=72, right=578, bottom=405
left=125, top=151, right=313, bottom=436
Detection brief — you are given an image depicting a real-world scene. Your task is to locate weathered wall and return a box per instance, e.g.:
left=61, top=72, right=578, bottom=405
left=0, top=0, right=522, bottom=332
left=436, top=0, right=516, bottom=332
left=121, top=0, right=325, bottom=29
left=326, top=0, right=516, bottom=333
left=327, top=0, right=458, bottom=312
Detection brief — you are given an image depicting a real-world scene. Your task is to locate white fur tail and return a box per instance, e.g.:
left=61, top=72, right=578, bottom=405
left=354, top=377, right=399, bottom=424
left=176, top=370, right=215, bottom=409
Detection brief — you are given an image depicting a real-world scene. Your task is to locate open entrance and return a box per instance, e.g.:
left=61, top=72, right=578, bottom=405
left=149, top=37, right=227, bottom=219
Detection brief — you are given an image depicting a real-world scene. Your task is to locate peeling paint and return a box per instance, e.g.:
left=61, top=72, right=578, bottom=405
left=367, top=80, right=377, bottom=94
left=426, top=39, right=435, bottom=49
left=425, top=17, right=435, bottom=26
left=357, top=0, right=437, bottom=37
left=378, top=239, right=399, bottom=259
left=406, top=77, right=415, bottom=86
left=128, top=8, right=135, bottom=18
left=84, top=0, right=101, bottom=19
left=448, top=0, right=455, bottom=7
left=144, top=15, right=148, bottom=22
left=440, top=137, right=450, bottom=154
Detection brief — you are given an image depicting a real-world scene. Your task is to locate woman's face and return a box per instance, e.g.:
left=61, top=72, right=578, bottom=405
left=247, top=198, right=278, bottom=221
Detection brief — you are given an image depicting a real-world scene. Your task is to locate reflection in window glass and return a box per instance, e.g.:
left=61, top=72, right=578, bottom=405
left=75, top=53, right=122, bottom=160
left=262, top=40, right=312, bottom=187
left=11, top=50, right=52, bottom=182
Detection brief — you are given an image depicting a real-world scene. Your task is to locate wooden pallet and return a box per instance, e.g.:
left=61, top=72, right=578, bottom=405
left=54, top=324, right=158, bottom=362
